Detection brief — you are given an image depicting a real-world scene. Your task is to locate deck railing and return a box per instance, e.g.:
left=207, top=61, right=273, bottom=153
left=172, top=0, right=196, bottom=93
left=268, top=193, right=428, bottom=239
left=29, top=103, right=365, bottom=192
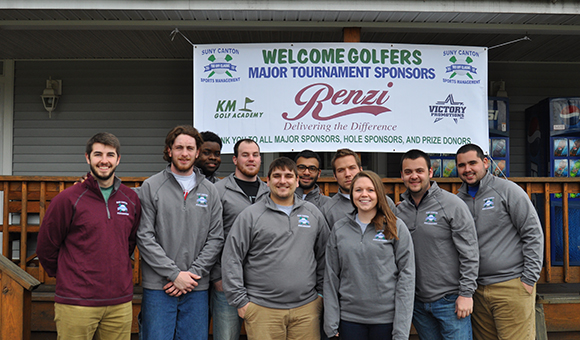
left=1, top=175, right=579, bottom=285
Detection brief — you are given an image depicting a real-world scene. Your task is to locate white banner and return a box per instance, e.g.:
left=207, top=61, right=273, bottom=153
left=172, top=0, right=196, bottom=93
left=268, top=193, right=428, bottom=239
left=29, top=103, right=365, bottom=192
left=193, top=43, right=488, bottom=154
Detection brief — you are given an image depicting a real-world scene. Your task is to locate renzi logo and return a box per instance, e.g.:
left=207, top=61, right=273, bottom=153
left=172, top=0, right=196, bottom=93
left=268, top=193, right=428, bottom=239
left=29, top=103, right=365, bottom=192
left=282, top=82, right=392, bottom=121
left=430, top=94, right=466, bottom=124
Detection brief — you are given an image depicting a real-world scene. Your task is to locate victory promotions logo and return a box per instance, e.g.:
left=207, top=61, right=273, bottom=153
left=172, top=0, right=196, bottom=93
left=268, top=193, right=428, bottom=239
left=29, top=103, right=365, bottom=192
left=430, top=94, right=466, bottom=124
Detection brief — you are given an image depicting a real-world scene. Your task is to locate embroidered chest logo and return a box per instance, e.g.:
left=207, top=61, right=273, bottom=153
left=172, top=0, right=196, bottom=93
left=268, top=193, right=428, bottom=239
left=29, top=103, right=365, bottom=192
left=298, top=215, right=311, bottom=228
left=196, top=193, right=208, bottom=207
left=116, top=201, right=129, bottom=216
left=373, top=230, right=387, bottom=242
left=482, top=197, right=495, bottom=210
left=424, top=211, right=438, bottom=225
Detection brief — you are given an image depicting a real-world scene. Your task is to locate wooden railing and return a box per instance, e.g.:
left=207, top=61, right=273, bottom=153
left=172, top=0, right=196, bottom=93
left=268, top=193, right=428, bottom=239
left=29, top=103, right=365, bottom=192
left=1, top=175, right=579, bottom=285
left=0, top=254, right=41, bottom=340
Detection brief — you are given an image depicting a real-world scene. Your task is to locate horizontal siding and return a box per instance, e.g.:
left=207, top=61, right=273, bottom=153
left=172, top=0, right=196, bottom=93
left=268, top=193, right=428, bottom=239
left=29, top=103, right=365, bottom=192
left=11, top=60, right=580, bottom=178
left=13, top=60, right=196, bottom=177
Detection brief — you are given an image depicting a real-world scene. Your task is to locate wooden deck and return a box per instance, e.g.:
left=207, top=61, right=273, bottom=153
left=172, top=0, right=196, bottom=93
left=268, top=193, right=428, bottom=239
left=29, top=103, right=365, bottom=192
left=1, top=175, right=580, bottom=338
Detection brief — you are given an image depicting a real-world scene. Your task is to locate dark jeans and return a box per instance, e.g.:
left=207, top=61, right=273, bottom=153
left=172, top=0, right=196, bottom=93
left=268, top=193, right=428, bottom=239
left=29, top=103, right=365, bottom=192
left=339, top=320, right=393, bottom=340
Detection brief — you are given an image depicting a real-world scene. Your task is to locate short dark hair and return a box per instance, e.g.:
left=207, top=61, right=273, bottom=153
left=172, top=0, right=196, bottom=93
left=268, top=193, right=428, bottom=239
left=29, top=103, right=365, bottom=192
left=200, top=131, right=223, bottom=149
left=331, top=148, right=361, bottom=173
left=163, top=125, right=203, bottom=162
left=234, top=139, right=259, bottom=157
left=400, top=149, right=431, bottom=170
left=86, top=132, right=121, bottom=156
left=456, top=143, right=486, bottom=162
left=267, top=157, right=298, bottom=178
left=294, top=150, right=322, bottom=166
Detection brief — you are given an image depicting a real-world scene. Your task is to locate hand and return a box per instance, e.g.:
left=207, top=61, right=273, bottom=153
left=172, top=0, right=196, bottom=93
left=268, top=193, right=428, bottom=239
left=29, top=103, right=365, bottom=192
left=455, top=296, right=473, bottom=319
left=163, top=281, right=182, bottom=297
left=238, top=303, right=249, bottom=319
left=521, top=281, right=534, bottom=294
left=214, top=280, right=224, bottom=292
left=164, top=271, right=200, bottom=296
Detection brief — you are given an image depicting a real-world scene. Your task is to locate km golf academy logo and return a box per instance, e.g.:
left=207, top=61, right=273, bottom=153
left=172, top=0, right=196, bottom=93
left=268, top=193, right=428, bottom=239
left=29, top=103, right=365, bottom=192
left=214, top=97, right=265, bottom=119
left=430, top=94, right=466, bottom=124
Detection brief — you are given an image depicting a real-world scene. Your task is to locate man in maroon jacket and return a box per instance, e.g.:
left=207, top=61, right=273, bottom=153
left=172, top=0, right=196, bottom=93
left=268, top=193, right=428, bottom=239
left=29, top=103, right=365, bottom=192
left=37, top=132, right=141, bottom=340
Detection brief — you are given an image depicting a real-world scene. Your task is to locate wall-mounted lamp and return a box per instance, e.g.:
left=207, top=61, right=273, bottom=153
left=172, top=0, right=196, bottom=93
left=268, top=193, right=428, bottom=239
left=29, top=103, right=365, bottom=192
left=41, top=77, right=62, bottom=118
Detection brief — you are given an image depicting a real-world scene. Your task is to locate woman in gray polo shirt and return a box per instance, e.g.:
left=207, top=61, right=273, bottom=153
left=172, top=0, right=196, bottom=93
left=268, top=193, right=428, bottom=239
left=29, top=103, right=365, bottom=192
left=323, top=171, right=415, bottom=340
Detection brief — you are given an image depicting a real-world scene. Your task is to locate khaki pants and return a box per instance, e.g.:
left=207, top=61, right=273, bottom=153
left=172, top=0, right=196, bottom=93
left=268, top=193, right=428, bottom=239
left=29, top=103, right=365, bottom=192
left=472, top=278, right=536, bottom=340
left=244, top=297, right=322, bottom=340
left=54, top=301, right=132, bottom=340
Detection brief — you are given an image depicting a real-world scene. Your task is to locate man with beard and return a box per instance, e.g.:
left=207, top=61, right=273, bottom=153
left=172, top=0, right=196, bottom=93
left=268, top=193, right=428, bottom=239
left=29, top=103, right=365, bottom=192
left=137, top=125, right=224, bottom=340
left=396, top=149, right=479, bottom=340
left=211, top=138, right=269, bottom=340
left=195, top=131, right=222, bottom=183
left=222, top=157, right=329, bottom=340
left=455, top=144, right=543, bottom=340
left=321, top=148, right=395, bottom=229
left=37, top=132, right=141, bottom=340
left=294, top=150, right=331, bottom=209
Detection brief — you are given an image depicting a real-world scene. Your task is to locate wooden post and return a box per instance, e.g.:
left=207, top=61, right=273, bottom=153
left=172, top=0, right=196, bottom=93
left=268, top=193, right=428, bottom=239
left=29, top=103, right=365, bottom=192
left=343, top=27, right=361, bottom=42
left=0, top=254, right=41, bottom=340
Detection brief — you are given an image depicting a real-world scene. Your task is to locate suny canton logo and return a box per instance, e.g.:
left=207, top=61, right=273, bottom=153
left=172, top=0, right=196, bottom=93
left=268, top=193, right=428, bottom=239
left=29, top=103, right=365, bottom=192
left=298, top=215, right=311, bottom=228
left=205, top=54, right=236, bottom=78
left=442, top=49, right=481, bottom=85
left=424, top=212, right=438, bottom=225
left=116, top=201, right=129, bottom=215
left=200, top=47, right=241, bottom=83
left=482, top=197, right=495, bottom=210
left=430, top=94, right=466, bottom=124
left=196, top=194, right=208, bottom=207
left=447, top=55, right=477, bottom=79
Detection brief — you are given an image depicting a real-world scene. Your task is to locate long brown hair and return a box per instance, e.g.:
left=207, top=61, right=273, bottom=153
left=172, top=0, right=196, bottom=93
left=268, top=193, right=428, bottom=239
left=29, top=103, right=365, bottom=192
left=350, top=171, right=398, bottom=240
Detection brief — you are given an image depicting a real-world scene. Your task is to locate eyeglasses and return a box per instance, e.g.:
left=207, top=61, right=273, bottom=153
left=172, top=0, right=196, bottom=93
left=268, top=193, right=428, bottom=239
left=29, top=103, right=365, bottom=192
left=297, top=165, right=319, bottom=172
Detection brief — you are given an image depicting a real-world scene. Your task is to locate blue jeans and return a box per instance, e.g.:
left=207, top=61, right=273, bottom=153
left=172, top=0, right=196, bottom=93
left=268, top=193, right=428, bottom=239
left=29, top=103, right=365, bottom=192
left=141, top=288, right=209, bottom=340
left=413, top=294, right=472, bottom=340
left=210, top=288, right=242, bottom=340
left=339, top=320, right=393, bottom=340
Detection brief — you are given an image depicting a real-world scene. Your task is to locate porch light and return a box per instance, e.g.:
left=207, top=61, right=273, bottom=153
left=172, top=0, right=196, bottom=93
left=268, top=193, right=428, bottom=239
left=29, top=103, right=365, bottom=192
left=41, top=77, right=62, bottom=118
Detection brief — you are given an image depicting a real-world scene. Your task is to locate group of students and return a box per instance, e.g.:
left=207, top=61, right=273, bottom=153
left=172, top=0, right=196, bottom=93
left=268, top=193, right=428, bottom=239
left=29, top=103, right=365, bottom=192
left=36, top=125, right=544, bottom=340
